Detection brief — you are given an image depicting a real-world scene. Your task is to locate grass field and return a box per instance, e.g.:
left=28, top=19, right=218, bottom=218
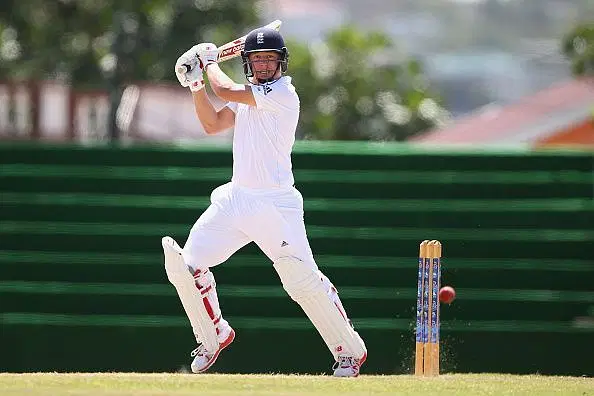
left=0, top=373, right=591, bottom=396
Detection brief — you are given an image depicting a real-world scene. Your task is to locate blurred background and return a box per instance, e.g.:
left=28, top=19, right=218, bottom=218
left=1, top=0, right=593, bottom=376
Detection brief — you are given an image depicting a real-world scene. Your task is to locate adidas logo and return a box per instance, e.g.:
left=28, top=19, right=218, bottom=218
left=281, top=241, right=288, bottom=247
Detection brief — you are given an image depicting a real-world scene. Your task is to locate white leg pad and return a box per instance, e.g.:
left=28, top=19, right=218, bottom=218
left=319, top=271, right=349, bottom=322
left=162, top=236, right=218, bottom=353
left=273, top=256, right=367, bottom=360
left=194, top=266, right=231, bottom=344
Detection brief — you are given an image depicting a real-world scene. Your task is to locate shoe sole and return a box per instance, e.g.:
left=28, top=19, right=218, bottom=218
left=192, top=328, right=235, bottom=373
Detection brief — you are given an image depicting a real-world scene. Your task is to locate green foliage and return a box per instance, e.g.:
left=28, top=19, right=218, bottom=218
left=0, top=3, right=447, bottom=141
left=287, top=26, right=449, bottom=141
left=562, top=23, right=594, bottom=76
left=0, top=0, right=259, bottom=87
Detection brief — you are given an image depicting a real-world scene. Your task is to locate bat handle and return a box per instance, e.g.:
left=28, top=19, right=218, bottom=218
left=177, top=64, right=192, bottom=74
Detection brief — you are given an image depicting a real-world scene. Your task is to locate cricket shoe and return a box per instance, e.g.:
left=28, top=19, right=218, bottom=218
left=332, top=352, right=367, bottom=378
left=190, top=327, right=235, bottom=373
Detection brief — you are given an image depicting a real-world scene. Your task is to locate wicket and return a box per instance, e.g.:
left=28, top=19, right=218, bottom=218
left=415, top=240, right=442, bottom=376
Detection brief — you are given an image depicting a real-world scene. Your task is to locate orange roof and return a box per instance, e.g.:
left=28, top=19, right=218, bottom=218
left=535, top=118, right=594, bottom=147
left=413, top=77, right=594, bottom=145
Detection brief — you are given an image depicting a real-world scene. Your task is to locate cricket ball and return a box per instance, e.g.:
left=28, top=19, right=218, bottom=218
left=439, top=286, right=456, bottom=304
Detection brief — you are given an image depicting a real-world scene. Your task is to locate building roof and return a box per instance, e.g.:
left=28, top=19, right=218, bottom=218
left=412, top=77, right=594, bottom=145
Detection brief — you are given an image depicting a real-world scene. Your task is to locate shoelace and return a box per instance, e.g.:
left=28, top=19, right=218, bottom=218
left=191, top=332, right=228, bottom=358
left=190, top=344, right=206, bottom=358
left=333, top=356, right=357, bottom=370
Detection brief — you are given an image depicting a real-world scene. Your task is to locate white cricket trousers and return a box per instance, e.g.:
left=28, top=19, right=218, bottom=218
left=182, top=182, right=318, bottom=272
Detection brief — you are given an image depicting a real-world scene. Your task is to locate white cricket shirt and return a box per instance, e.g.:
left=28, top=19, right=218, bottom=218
left=226, top=76, right=300, bottom=189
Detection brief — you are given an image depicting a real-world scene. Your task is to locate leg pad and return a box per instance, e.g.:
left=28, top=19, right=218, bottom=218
left=273, top=256, right=367, bottom=360
left=162, top=236, right=219, bottom=353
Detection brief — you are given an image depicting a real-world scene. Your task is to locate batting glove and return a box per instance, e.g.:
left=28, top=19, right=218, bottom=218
left=197, top=43, right=219, bottom=70
left=175, top=45, right=205, bottom=91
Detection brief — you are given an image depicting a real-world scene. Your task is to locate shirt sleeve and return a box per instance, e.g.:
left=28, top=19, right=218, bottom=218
left=252, top=82, right=299, bottom=113
left=225, top=101, right=238, bottom=113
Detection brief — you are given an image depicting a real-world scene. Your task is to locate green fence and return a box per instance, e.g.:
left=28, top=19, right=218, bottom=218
left=1, top=142, right=593, bottom=375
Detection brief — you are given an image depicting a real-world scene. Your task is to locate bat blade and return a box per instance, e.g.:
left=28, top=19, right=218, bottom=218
left=177, top=20, right=282, bottom=74
left=217, top=19, right=282, bottom=62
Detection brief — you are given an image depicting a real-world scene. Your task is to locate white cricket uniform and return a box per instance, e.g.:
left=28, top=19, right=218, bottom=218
left=183, top=76, right=316, bottom=271
left=178, top=76, right=367, bottom=365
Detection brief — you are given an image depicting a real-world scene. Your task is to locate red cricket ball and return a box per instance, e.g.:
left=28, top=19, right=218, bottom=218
left=439, top=286, right=456, bottom=304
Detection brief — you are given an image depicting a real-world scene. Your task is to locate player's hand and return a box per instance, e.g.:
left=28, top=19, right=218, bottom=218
left=175, top=45, right=205, bottom=91
left=197, top=43, right=218, bottom=70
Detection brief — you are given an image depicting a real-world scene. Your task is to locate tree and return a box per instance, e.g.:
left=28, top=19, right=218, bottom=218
left=0, top=0, right=259, bottom=140
left=562, top=23, right=594, bottom=76
left=0, top=0, right=259, bottom=86
left=0, top=4, right=447, bottom=142
left=287, top=25, right=449, bottom=141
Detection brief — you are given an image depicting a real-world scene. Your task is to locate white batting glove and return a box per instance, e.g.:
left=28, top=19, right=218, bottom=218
left=197, top=43, right=219, bottom=70
left=175, top=45, right=205, bottom=91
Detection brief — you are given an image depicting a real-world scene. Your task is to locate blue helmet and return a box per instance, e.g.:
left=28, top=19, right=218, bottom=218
left=241, top=27, right=289, bottom=78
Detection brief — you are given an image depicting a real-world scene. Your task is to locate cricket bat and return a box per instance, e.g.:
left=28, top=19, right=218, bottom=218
left=177, top=19, right=282, bottom=74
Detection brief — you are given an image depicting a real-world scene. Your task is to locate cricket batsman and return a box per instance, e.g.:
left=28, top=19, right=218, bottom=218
left=165, top=26, right=367, bottom=377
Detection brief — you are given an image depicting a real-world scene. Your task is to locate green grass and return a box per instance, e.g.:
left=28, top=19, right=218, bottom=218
left=0, top=373, right=591, bottom=396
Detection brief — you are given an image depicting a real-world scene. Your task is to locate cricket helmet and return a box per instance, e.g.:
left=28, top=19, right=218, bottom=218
left=241, top=27, right=289, bottom=78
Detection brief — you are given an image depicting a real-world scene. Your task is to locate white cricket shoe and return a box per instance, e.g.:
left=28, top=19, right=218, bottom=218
left=332, top=352, right=367, bottom=377
left=190, top=327, right=235, bottom=373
